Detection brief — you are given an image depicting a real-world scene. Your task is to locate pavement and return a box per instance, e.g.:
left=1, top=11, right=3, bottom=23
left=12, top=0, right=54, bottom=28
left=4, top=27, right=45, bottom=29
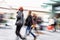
left=0, top=25, right=60, bottom=40
left=0, top=19, right=60, bottom=40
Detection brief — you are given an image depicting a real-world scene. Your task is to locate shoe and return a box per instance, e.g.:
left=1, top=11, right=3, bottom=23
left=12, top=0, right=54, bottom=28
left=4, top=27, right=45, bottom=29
left=34, top=36, right=36, bottom=40
left=22, top=38, right=26, bottom=40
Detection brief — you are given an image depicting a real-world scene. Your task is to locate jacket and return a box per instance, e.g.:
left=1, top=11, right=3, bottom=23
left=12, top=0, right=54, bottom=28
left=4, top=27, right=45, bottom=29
left=16, top=11, right=24, bottom=25
left=25, top=15, right=33, bottom=26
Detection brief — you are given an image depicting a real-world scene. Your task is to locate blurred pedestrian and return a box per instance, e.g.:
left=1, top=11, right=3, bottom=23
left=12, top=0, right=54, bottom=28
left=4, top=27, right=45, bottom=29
left=15, top=7, right=25, bottom=40
left=48, top=17, right=57, bottom=32
left=32, top=13, right=38, bottom=33
left=37, top=17, right=43, bottom=30
left=53, top=17, right=57, bottom=32
left=24, top=10, right=36, bottom=40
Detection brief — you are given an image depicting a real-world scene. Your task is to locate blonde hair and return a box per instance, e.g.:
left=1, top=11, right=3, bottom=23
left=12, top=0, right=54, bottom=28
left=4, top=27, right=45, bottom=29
left=28, top=10, right=32, bottom=15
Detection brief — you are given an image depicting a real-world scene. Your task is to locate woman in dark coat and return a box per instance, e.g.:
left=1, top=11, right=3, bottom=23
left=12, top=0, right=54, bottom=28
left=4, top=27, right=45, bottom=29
left=15, top=7, right=25, bottom=40
left=25, top=11, right=36, bottom=40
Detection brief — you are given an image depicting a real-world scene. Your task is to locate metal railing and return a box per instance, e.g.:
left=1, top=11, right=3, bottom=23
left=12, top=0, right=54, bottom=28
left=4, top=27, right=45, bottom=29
left=0, top=7, right=49, bottom=13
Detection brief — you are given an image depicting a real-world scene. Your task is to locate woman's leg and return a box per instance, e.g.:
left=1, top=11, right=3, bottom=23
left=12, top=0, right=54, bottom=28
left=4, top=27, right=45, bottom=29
left=28, top=26, right=36, bottom=37
left=29, top=26, right=36, bottom=40
left=15, top=25, right=23, bottom=39
left=15, top=25, right=19, bottom=36
left=25, top=26, right=30, bottom=37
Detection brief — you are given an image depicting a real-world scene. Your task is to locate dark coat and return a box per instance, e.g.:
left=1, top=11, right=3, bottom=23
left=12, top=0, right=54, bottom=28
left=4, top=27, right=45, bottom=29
left=25, top=15, right=33, bottom=26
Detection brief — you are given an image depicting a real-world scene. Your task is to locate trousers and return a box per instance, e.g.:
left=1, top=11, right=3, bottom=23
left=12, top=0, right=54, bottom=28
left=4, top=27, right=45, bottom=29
left=25, top=26, right=36, bottom=37
left=15, top=25, right=23, bottom=39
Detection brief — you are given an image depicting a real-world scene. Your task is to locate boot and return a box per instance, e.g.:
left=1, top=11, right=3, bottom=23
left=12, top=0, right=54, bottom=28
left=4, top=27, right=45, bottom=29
left=22, top=37, right=26, bottom=40
left=34, top=36, right=36, bottom=40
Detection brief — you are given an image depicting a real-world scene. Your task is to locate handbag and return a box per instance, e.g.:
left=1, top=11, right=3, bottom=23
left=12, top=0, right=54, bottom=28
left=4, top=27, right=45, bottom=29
left=24, top=22, right=28, bottom=26
left=15, top=20, right=22, bottom=25
left=17, top=15, right=21, bottom=19
left=47, top=25, right=54, bottom=30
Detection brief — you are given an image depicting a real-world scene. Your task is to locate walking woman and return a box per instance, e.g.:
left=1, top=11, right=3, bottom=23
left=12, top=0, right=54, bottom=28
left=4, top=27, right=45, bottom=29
left=32, top=13, right=39, bottom=33
left=15, top=7, right=25, bottom=40
left=25, top=10, right=36, bottom=40
left=32, top=13, right=37, bottom=30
